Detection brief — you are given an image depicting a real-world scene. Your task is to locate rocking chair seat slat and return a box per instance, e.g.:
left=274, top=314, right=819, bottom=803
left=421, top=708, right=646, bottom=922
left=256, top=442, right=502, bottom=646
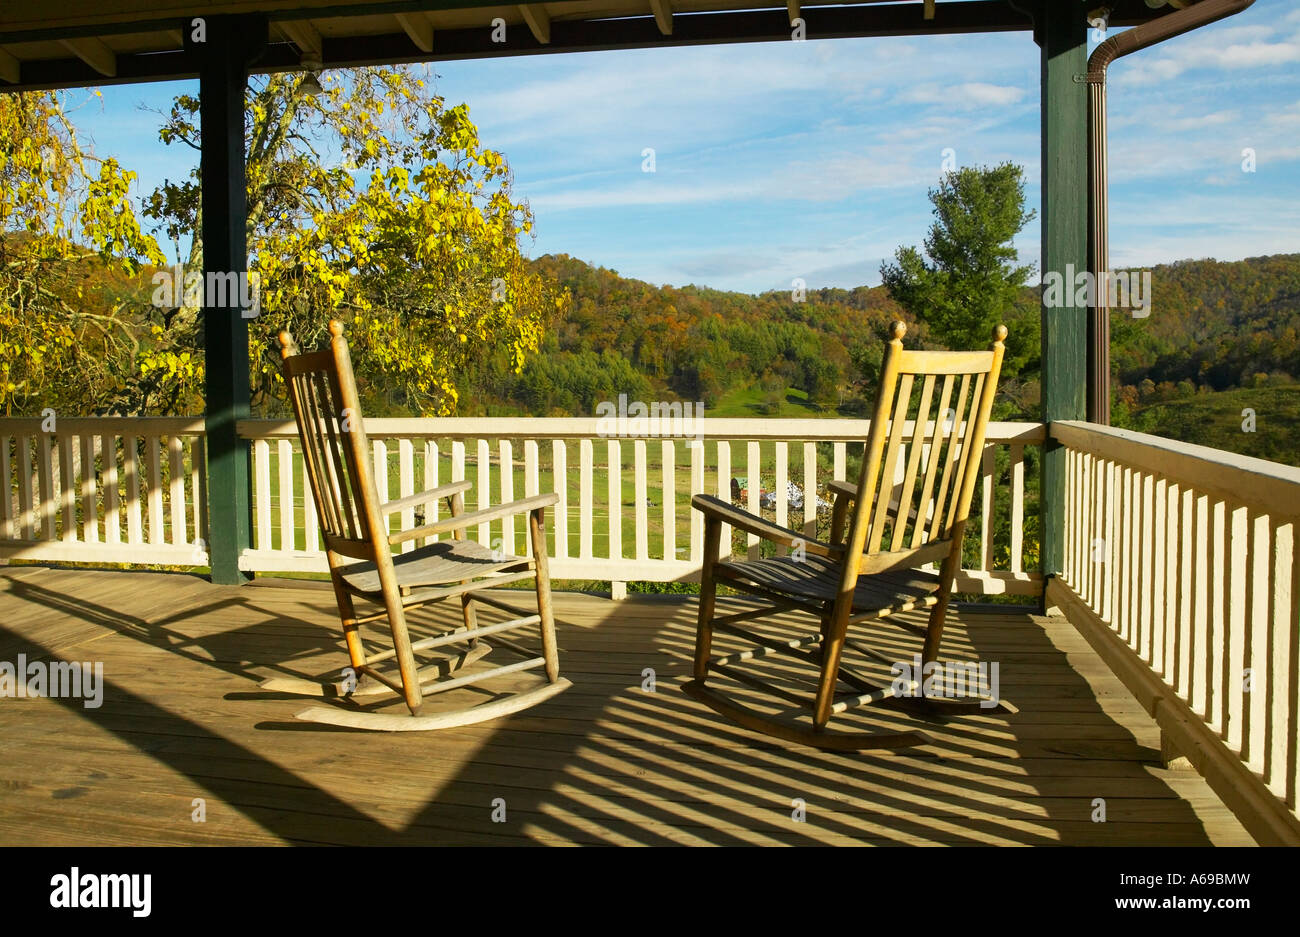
left=339, top=539, right=531, bottom=596
left=717, top=554, right=941, bottom=614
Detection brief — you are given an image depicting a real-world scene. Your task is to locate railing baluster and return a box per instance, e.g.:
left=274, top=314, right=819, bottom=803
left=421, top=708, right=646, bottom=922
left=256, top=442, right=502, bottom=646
left=1244, top=509, right=1268, bottom=773
left=146, top=436, right=163, bottom=546
left=1191, top=491, right=1210, bottom=719
left=661, top=439, right=675, bottom=562
left=477, top=438, right=491, bottom=547
left=1272, top=519, right=1296, bottom=803
left=421, top=439, right=439, bottom=546
left=36, top=434, right=55, bottom=540
left=254, top=438, right=271, bottom=551
left=15, top=435, right=34, bottom=540
left=61, top=435, right=78, bottom=543
left=607, top=439, right=622, bottom=561
left=553, top=440, right=568, bottom=558
left=1151, top=475, right=1167, bottom=674
left=98, top=433, right=118, bottom=544
left=634, top=438, right=648, bottom=562
left=690, top=439, right=703, bottom=563
left=803, top=442, right=817, bottom=540
left=500, top=439, right=514, bottom=555
left=716, top=440, right=731, bottom=560
left=775, top=442, right=788, bottom=556
left=1011, top=444, right=1025, bottom=575
left=189, top=437, right=202, bottom=550
left=278, top=439, right=294, bottom=553
left=1222, top=504, right=1242, bottom=743
left=579, top=438, right=593, bottom=559
left=168, top=435, right=185, bottom=546
left=1226, top=503, right=1248, bottom=752
left=0, top=436, right=12, bottom=540
left=1201, top=496, right=1222, bottom=732
left=78, top=434, right=96, bottom=544
left=399, top=438, right=415, bottom=553
left=746, top=441, right=760, bottom=561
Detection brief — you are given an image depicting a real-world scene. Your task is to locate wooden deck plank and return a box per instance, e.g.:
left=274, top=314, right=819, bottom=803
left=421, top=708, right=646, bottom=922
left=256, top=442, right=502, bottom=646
left=0, top=568, right=1255, bottom=846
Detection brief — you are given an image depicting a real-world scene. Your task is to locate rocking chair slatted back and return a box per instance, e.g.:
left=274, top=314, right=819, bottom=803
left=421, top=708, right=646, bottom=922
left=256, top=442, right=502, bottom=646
left=279, top=323, right=381, bottom=555
left=844, top=323, right=1005, bottom=578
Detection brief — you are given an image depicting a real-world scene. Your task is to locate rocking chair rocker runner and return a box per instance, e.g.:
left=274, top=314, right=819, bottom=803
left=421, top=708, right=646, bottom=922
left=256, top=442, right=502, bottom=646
left=684, top=321, right=1011, bottom=750
left=262, top=320, right=570, bottom=730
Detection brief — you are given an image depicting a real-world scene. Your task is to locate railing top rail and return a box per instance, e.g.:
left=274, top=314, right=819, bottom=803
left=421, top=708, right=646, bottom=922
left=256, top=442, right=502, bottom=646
left=235, top=417, right=1046, bottom=444
left=1052, top=420, right=1300, bottom=516
left=0, top=416, right=206, bottom=435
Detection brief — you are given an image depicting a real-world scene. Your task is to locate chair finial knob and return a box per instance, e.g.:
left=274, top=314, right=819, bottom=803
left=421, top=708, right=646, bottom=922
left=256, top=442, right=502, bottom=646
left=889, top=321, right=906, bottom=342
left=993, top=324, right=1008, bottom=344
left=328, top=319, right=344, bottom=338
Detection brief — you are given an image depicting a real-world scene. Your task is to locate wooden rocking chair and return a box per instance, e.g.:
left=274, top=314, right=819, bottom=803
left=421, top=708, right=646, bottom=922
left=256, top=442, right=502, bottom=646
left=261, top=320, right=570, bottom=730
left=684, top=322, right=1010, bottom=750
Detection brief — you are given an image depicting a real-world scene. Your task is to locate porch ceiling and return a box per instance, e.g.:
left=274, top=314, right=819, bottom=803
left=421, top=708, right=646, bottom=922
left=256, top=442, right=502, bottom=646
left=0, top=0, right=1176, bottom=92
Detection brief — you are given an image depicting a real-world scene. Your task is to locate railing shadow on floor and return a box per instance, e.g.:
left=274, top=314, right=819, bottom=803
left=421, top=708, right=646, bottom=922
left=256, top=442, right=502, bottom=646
left=0, top=571, right=1227, bottom=845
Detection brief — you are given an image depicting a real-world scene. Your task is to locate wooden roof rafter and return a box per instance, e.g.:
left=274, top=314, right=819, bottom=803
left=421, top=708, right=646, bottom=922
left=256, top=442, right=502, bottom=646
left=0, top=1, right=1182, bottom=94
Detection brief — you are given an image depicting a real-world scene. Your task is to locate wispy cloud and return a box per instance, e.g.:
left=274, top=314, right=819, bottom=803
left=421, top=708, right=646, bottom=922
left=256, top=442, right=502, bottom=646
left=67, top=0, right=1300, bottom=293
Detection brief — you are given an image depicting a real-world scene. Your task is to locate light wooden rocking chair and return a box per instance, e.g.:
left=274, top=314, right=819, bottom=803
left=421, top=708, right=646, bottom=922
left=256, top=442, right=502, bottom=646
left=684, top=321, right=1010, bottom=750
left=261, top=320, right=570, bottom=730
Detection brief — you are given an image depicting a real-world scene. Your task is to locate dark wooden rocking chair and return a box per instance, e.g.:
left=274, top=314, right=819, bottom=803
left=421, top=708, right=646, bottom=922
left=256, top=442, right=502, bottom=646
left=260, top=320, right=570, bottom=730
left=684, top=321, right=1011, bottom=750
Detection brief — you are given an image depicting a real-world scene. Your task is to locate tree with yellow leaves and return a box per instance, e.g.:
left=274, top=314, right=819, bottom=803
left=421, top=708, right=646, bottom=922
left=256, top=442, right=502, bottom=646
left=0, top=90, right=166, bottom=415
left=144, top=66, right=567, bottom=416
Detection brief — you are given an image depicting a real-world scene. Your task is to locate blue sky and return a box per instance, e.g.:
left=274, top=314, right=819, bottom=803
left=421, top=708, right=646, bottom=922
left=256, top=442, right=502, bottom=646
left=69, top=0, right=1300, bottom=294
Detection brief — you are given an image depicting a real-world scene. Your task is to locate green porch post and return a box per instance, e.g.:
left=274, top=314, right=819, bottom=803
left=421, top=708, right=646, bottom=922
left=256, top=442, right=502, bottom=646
left=196, top=17, right=264, bottom=583
left=1037, top=1, right=1089, bottom=588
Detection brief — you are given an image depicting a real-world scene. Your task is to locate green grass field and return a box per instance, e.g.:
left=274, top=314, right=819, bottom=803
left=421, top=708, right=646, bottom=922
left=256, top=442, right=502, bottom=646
left=1124, top=384, right=1300, bottom=468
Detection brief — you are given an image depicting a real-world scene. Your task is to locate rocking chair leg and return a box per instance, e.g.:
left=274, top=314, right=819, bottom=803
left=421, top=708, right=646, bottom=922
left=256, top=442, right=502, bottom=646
left=812, top=599, right=852, bottom=728
left=327, top=553, right=367, bottom=672
left=922, top=519, right=964, bottom=666
left=376, top=560, right=423, bottom=715
left=530, top=507, right=560, bottom=682
left=693, top=519, right=723, bottom=680
left=461, top=595, right=480, bottom=648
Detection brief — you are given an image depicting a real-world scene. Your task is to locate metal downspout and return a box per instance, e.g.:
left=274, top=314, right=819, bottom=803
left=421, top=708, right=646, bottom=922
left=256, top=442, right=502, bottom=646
left=1086, top=0, right=1257, bottom=423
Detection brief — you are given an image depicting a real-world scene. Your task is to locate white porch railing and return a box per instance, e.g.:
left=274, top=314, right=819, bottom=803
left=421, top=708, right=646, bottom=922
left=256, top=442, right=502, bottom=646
left=235, top=417, right=1044, bottom=595
left=0, top=418, right=207, bottom=566
left=0, top=416, right=1043, bottom=597
left=1051, top=420, right=1300, bottom=843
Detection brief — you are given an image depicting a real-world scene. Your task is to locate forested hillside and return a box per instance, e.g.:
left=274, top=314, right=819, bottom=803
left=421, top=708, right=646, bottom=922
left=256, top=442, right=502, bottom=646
left=458, top=252, right=1300, bottom=465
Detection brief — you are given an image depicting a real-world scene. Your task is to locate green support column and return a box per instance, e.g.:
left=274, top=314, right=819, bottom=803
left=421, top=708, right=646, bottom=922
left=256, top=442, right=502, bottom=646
left=196, top=17, right=264, bottom=583
left=1037, top=2, right=1089, bottom=588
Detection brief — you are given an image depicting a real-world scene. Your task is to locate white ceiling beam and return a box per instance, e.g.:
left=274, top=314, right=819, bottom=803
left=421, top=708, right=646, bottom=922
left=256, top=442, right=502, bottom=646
left=649, top=0, right=673, bottom=36
left=923, top=0, right=936, bottom=19
left=0, top=48, right=20, bottom=84
left=395, top=12, right=435, bottom=53
left=279, top=19, right=323, bottom=61
left=519, top=5, right=551, bottom=44
left=787, top=0, right=800, bottom=24
left=58, top=37, right=116, bottom=77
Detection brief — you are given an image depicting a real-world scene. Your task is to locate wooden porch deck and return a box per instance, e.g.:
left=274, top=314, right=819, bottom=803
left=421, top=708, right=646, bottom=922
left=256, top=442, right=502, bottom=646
left=0, top=566, right=1253, bottom=845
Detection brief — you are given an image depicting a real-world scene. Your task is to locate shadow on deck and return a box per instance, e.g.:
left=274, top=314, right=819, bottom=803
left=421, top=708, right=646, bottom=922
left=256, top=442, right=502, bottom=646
left=0, top=565, right=1253, bottom=845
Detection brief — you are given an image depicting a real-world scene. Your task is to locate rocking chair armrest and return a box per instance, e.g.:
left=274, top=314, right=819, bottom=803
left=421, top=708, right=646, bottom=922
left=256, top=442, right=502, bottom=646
left=691, top=494, right=840, bottom=558
left=388, top=492, right=559, bottom=546
left=380, top=480, right=473, bottom=515
left=828, top=479, right=858, bottom=502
